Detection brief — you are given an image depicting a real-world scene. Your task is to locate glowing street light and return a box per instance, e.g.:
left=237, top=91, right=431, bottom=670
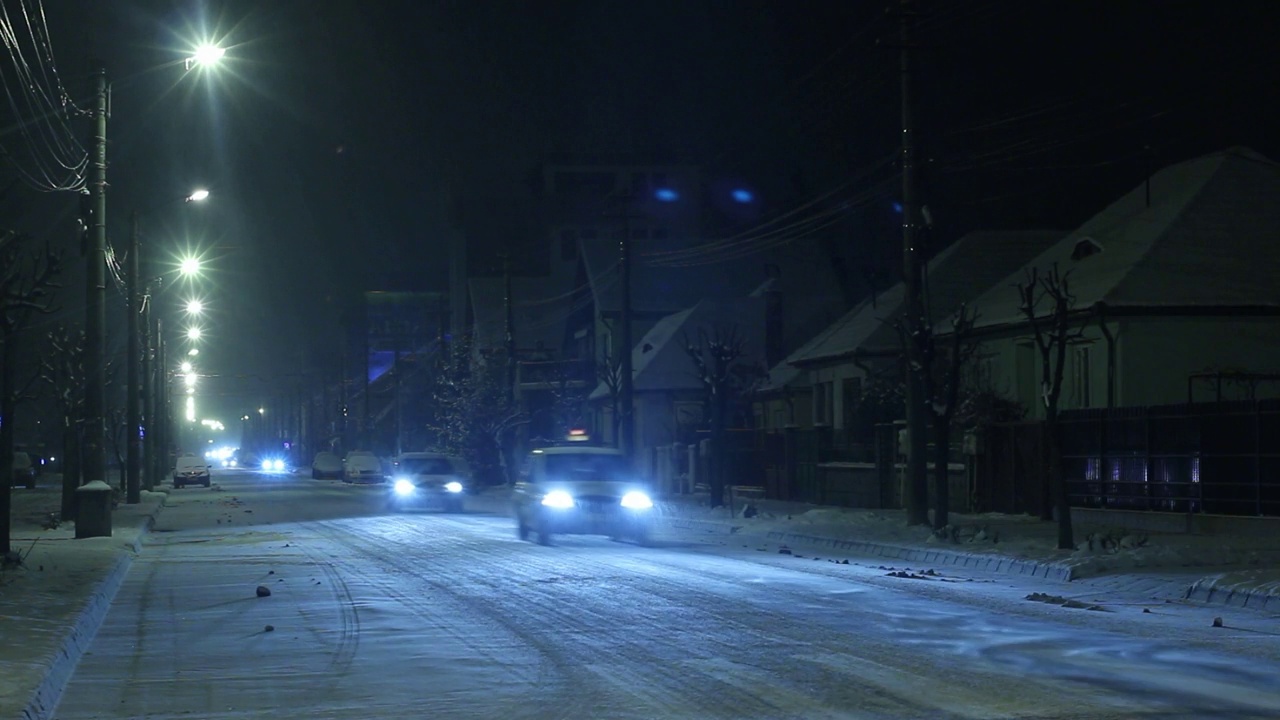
left=184, top=373, right=198, bottom=388
left=180, top=361, right=193, bottom=373
left=185, top=44, right=226, bottom=71
left=179, top=256, right=201, bottom=276
left=187, top=189, right=210, bottom=202
left=185, top=299, right=204, bottom=315
left=258, top=407, right=265, bottom=415
left=188, top=348, right=199, bottom=357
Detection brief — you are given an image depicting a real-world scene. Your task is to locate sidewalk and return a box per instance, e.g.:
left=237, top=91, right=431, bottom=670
left=646, top=491, right=1280, bottom=612
left=0, top=476, right=167, bottom=720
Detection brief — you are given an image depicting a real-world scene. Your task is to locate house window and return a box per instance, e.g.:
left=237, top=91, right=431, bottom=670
left=813, top=381, right=833, bottom=425
left=841, top=377, right=862, bottom=430
left=559, top=229, right=577, bottom=261
left=1074, top=346, right=1091, bottom=408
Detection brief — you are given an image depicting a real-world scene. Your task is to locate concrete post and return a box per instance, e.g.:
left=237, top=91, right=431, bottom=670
left=74, top=480, right=113, bottom=539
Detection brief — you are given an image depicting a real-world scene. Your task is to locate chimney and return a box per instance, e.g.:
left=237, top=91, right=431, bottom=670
left=764, top=264, right=783, bottom=368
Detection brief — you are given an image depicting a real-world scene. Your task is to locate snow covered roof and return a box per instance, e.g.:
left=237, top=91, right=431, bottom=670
left=785, top=229, right=1065, bottom=367
left=589, top=297, right=766, bottom=399
left=468, top=276, right=572, bottom=353
left=966, top=147, right=1280, bottom=328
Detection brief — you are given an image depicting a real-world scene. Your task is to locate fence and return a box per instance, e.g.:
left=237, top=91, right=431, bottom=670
left=1060, top=400, right=1280, bottom=517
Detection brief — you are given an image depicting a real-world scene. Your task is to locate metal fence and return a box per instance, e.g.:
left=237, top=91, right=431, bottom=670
left=1060, top=400, right=1280, bottom=517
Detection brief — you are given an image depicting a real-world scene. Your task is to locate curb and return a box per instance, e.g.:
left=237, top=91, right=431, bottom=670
left=22, top=496, right=168, bottom=720
left=761, top=530, right=1078, bottom=582
left=1184, top=577, right=1280, bottom=612
left=664, top=517, right=742, bottom=536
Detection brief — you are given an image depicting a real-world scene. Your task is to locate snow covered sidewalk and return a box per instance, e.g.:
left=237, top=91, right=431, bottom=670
left=651, top=493, right=1280, bottom=611
left=0, top=479, right=167, bottom=720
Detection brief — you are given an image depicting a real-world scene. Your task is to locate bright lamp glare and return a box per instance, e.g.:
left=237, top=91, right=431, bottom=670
left=187, top=327, right=202, bottom=340
left=188, top=189, right=210, bottom=202
left=621, top=491, right=654, bottom=509
left=180, top=361, right=193, bottom=373
left=191, top=44, right=226, bottom=67
left=186, top=299, right=204, bottom=314
left=184, top=373, right=197, bottom=388
left=541, top=490, right=575, bottom=509
left=179, top=257, right=201, bottom=276
left=188, top=348, right=199, bottom=356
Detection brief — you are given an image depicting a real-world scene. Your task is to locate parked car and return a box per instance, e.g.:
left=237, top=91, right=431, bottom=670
left=388, top=452, right=469, bottom=512
left=173, top=453, right=212, bottom=488
left=342, top=450, right=384, bottom=484
left=11, top=451, right=36, bottom=489
left=512, top=446, right=655, bottom=546
left=311, top=451, right=344, bottom=479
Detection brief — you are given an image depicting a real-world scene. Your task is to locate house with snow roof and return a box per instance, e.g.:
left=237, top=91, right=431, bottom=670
left=587, top=297, right=768, bottom=450
left=765, top=229, right=1064, bottom=444
left=962, top=147, right=1280, bottom=414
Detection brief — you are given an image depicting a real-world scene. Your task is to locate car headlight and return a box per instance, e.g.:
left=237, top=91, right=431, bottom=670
left=541, top=490, right=575, bottom=509
left=393, top=478, right=415, bottom=496
left=444, top=481, right=463, bottom=493
left=274, top=459, right=286, bottom=471
left=620, top=491, right=653, bottom=509
left=229, top=460, right=237, bottom=467
left=261, top=460, right=272, bottom=471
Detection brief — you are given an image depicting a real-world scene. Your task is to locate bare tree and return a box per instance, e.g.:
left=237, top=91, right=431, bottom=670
left=683, top=323, right=762, bottom=509
left=898, top=305, right=979, bottom=530
left=426, top=335, right=527, bottom=486
left=40, top=326, right=86, bottom=520
left=1017, top=264, right=1084, bottom=550
left=595, top=350, right=623, bottom=443
left=0, top=230, right=63, bottom=555
left=544, top=359, right=588, bottom=439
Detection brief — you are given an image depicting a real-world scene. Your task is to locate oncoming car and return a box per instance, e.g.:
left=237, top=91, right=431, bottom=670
left=173, top=453, right=212, bottom=488
left=512, top=446, right=655, bottom=546
left=388, top=452, right=469, bottom=512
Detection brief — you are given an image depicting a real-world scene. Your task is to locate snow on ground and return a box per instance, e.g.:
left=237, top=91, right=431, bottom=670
left=653, top=496, right=1280, bottom=585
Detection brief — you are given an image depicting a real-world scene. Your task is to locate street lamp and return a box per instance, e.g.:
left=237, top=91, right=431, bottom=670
left=89, top=46, right=226, bottom=505
left=185, top=44, right=226, bottom=71
left=128, top=188, right=210, bottom=503
left=179, top=256, right=202, bottom=276
left=186, top=326, right=202, bottom=341
left=180, top=361, right=193, bottom=373
left=185, top=299, right=204, bottom=315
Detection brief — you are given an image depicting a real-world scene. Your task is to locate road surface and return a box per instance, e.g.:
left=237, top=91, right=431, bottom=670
left=54, top=470, right=1280, bottom=719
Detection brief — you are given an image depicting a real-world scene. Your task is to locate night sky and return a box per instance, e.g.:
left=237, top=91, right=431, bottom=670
left=6, top=0, right=1279, bottom=425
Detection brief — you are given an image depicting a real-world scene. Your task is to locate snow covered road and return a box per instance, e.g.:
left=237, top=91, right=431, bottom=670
left=54, top=471, right=1280, bottom=719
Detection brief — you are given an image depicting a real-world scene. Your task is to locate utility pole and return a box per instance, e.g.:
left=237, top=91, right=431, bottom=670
left=502, top=251, right=516, bottom=402
left=154, top=316, right=167, bottom=480
left=125, top=211, right=142, bottom=503
left=618, top=198, right=635, bottom=461
left=83, top=65, right=109, bottom=490
left=900, top=0, right=930, bottom=526
left=142, top=281, right=154, bottom=490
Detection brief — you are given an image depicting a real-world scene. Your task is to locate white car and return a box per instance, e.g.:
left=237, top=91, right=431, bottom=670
left=342, top=451, right=384, bottom=484
left=311, top=451, right=343, bottom=479
left=173, top=453, right=212, bottom=488
left=389, top=452, right=469, bottom=512
left=512, top=446, right=655, bottom=546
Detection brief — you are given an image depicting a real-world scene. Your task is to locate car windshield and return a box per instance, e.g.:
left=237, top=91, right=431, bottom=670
left=400, top=457, right=455, bottom=475
left=544, top=453, right=629, bottom=480
left=176, top=458, right=204, bottom=470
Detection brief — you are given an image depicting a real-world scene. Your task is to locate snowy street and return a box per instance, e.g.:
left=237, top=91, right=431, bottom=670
left=54, top=471, right=1280, bottom=720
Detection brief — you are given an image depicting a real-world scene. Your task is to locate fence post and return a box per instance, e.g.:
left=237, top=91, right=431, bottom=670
left=814, top=425, right=833, bottom=504
left=783, top=425, right=798, bottom=502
